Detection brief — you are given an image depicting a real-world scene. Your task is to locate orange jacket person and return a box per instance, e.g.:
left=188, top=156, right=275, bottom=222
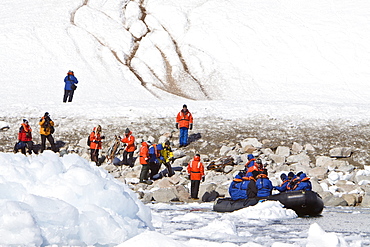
left=176, top=104, right=193, bottom=147
left=139, top=141, right=150, bottom=183
left=120, top=128, right=136, bottom=167
left=89, top=125, right=105, bottom=165
left=187, top=154, right=204, bottom=199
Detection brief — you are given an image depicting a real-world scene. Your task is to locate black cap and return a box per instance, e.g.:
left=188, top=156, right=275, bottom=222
left=288, top=172, right=295, bottom=178
left=125, top=128, right=130, bottom=134
left=183, top=104, right=187, bottom=108
left=44, top=112, right=49, bottom=116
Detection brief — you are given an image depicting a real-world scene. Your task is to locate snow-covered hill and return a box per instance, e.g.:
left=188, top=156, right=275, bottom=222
left=1, top=0, right=370, bottom=121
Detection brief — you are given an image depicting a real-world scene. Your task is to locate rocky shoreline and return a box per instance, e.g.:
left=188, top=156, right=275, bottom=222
left=101, top=134, right=370, bottom=208
left=1, top=116, right=370, bottom=207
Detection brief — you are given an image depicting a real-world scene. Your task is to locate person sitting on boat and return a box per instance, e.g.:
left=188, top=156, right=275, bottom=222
left=247, top=170, right=259, bottom=199
left=285, top=171, right=297, bottom=191
left=274, top=173, right=290, bottom=192
left=229, top=171, right=250, bottom=200
left=246, top=158, right=264, bottom=177
left=292, top=173, right=312, bottom=191
left=244, top=154, right=256, bottom=171
left=256, top=169, right=273, bottom=197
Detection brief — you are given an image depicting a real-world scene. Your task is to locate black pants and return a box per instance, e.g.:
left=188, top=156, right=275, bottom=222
left=63, top=90, right=74, bottom=102
left=164, top=162, right=174, bottom=176
left=40, top=134, right=56, bottom=152
left=190, top=180, right=201, bottom=199
left=149, top=161, right=161, bottom=179
left=122, top=151, right=134, bottom=167
left=90, top=149, right=99, bottom=165
left=139, top=164, right=149, bottom=182
left=15, top=141, right=34, bottom=154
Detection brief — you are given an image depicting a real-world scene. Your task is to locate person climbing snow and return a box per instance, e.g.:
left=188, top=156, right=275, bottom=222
left=63, top=70, right=78, bottom=103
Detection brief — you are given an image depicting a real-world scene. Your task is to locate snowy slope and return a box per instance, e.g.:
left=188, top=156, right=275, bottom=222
left=1, top=0, right=370, bottom=122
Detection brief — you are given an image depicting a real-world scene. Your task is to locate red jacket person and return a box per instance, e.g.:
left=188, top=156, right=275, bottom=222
left=187, top=154, right=205, bottom=199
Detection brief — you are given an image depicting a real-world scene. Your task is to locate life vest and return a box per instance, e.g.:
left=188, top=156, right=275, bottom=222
left=274, top=179, right=290, bottom=192
left=139, top=142, right=149, bottom=165
left=121, top=132, right=136, bottom=152
left=292, top=177, right=312, bottom=191
left=286, top=177, right=300, bottom=190
left=89, top=128, right=102, bottom=150
left=187, top=156, right=204, bottom=180
left=18, top=123, right=32, bottom=142
left=256, top=174, right=273, bottom=197
left=245, top=158, right=256, bottom=168
left=176, top=110, right=193, bottom=128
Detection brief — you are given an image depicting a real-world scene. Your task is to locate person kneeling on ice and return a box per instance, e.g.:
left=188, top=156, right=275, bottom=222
left=292, top=172, right=312, bottom=191
left=187, top=154, right=205, bottom=199
left=256, top=169, right=273, bottom=197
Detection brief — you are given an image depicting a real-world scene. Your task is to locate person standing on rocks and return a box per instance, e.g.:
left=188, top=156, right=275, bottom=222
left=148, top=141, right=163, bottom=180
left=187, top=154, right=204, bottom=199
left=63, top=70, right=78, bottom=103
left=89, top=125, right=105, bottom=165
left=160, top=140, right=175, bottom=177
left=120, top=128, right=136, bottom=167
left=139, top=140, right=150, bottom=184
left=176, top=104, right=193, bottom=147
left=39, top=112, right=57, bottom=153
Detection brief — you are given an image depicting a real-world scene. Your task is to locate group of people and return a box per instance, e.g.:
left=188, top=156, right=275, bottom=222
left=14, top=102, right=202, bottom=199
left=87, top=120, right=204, bottom=200
left=14, top=112, right=57, bottom=155
left=137, top=139, right=177, bottom=184
left=229, top=154, right=312, bottom=200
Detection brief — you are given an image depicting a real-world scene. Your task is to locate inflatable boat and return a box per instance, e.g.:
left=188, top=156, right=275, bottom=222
left=213, top=190, right=324, bottom=216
